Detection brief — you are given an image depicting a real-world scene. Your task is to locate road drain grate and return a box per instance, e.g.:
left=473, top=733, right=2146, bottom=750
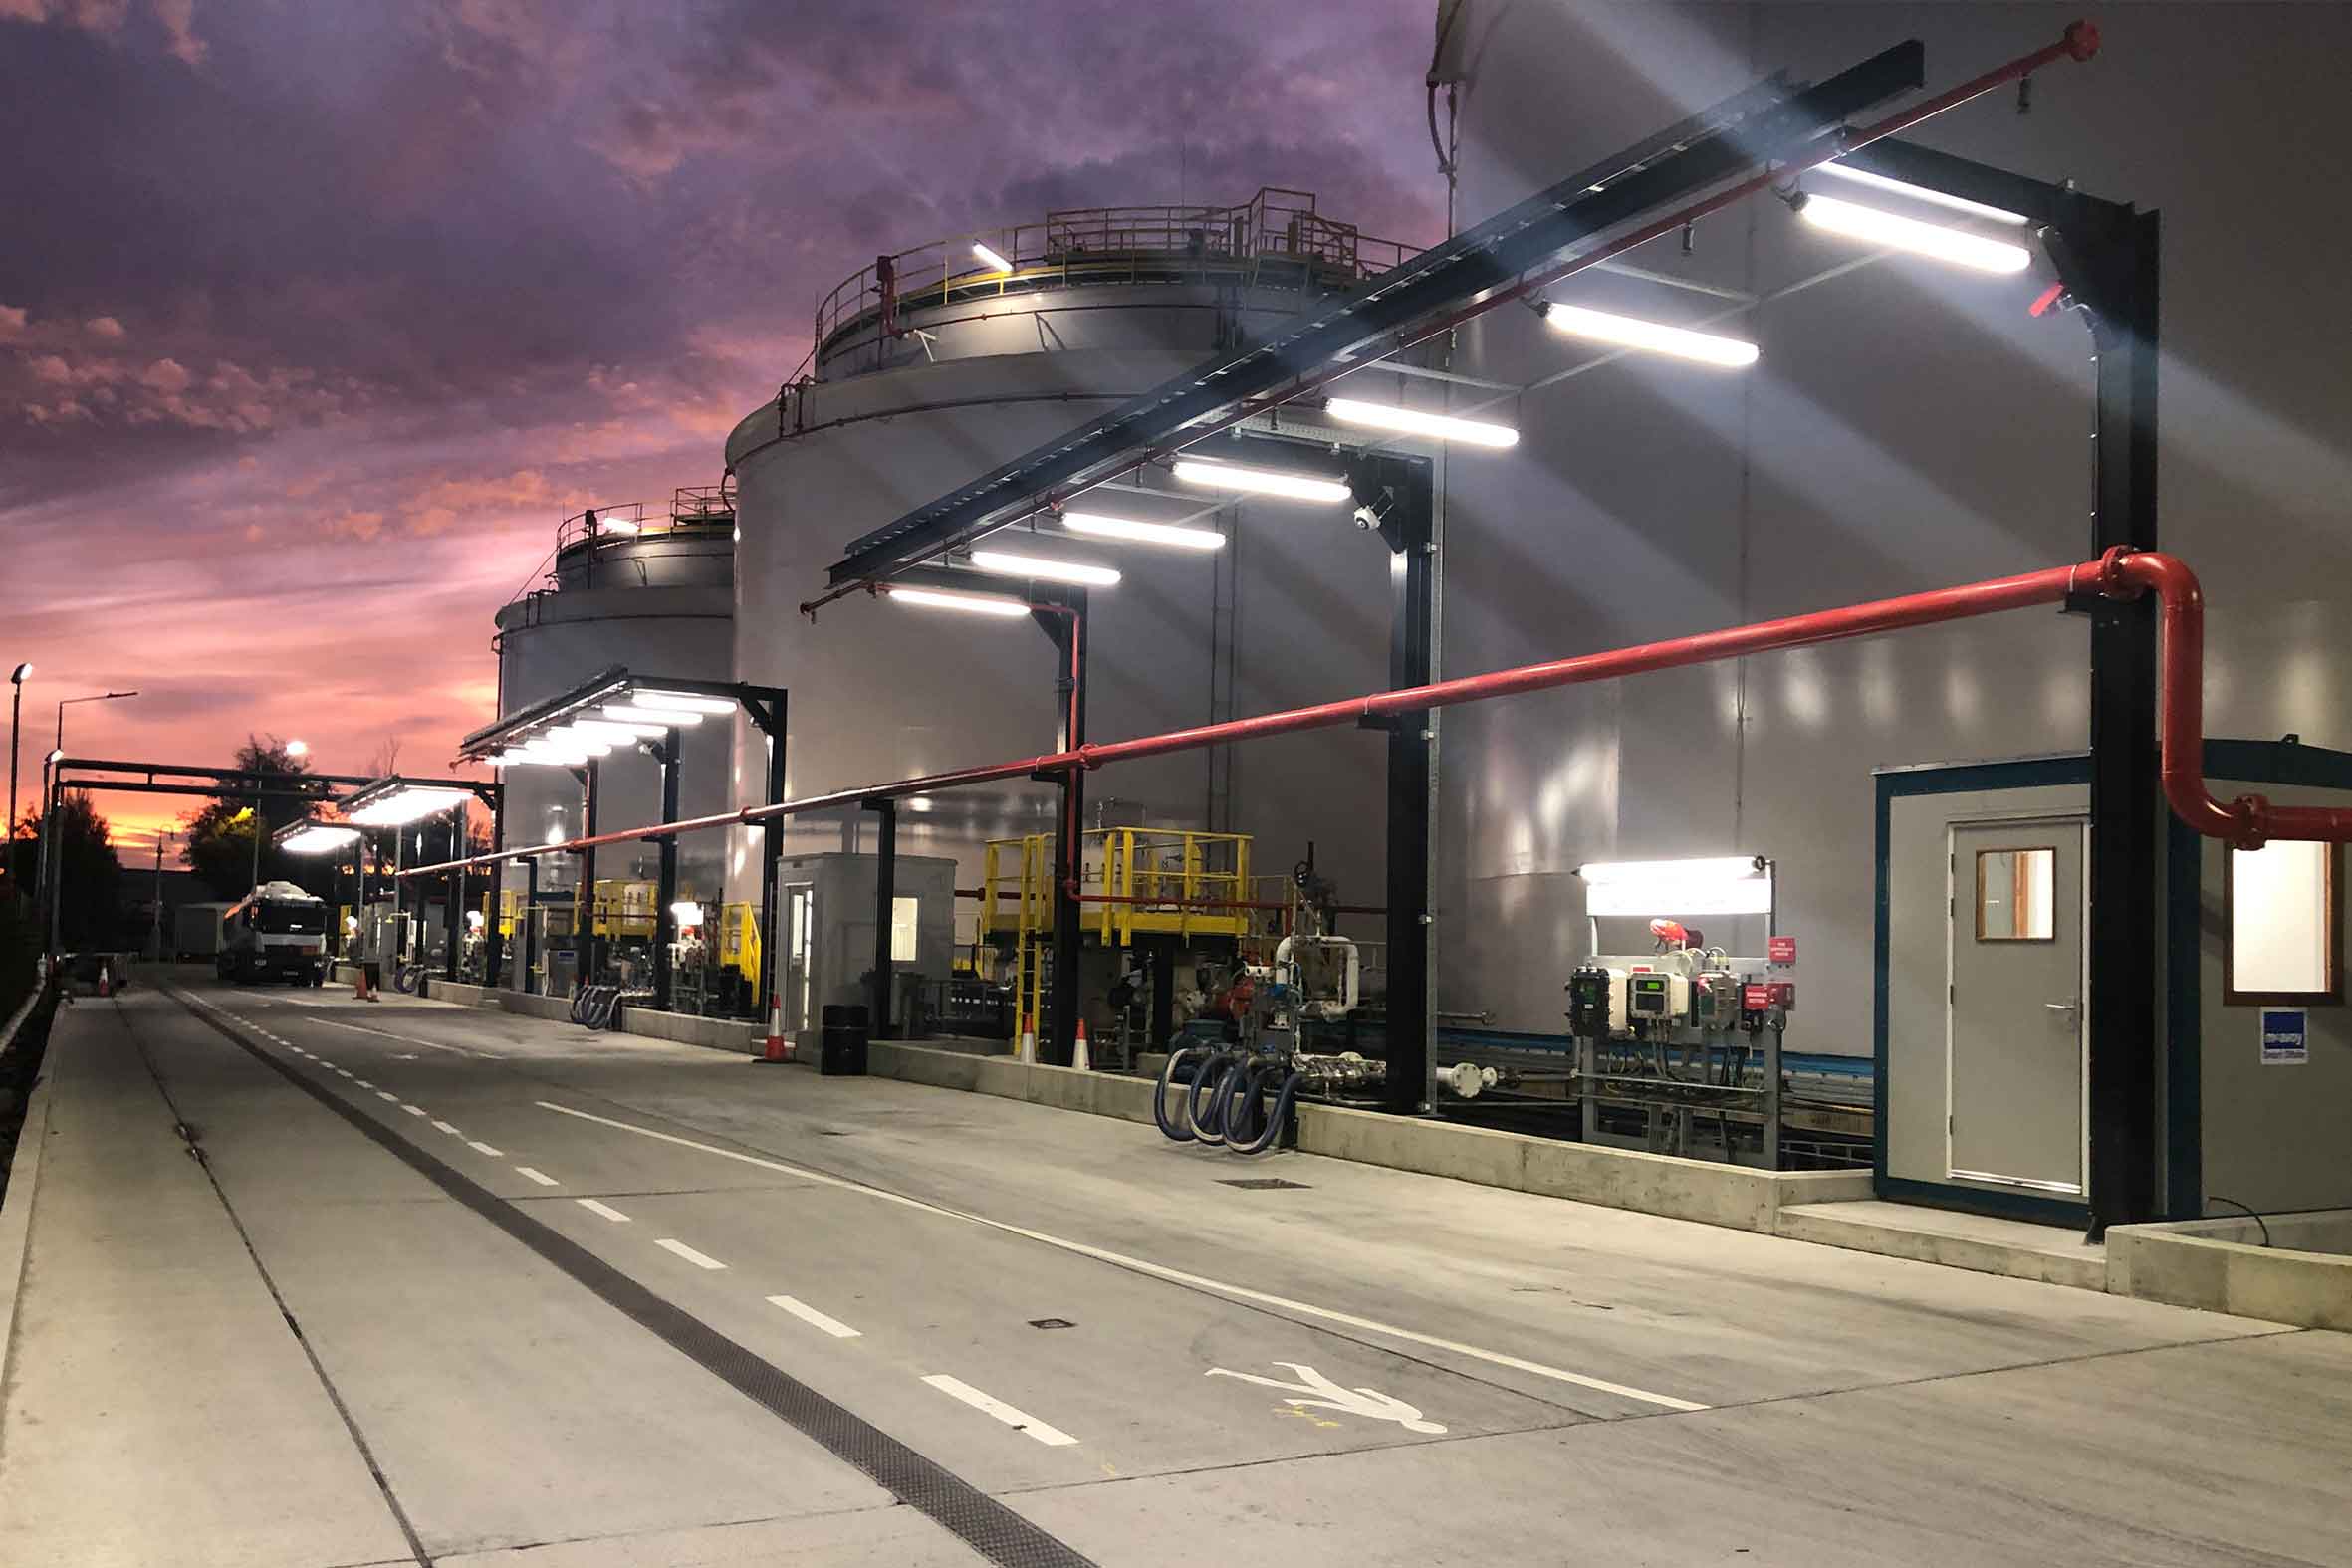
left=1218, top=1178, right=1310, bottom=1191
left=1028, top=1318, right=1075, bottom=1330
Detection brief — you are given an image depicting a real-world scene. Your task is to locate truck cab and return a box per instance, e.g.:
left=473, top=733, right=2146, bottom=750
left=218, top=881, right=332, bottom=986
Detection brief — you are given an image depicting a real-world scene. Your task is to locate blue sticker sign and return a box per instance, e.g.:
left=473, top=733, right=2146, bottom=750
left=2260, top=1008, right=2308, bottom=1066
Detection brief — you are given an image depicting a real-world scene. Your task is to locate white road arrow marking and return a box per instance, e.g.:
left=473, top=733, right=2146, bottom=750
left=1207, top=1362, right=1447, bottom=1435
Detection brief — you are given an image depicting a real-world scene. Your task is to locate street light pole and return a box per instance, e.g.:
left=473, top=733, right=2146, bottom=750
left=151, top=828, right=168, bottom=961
left=7, top=662, right=29, bottom=875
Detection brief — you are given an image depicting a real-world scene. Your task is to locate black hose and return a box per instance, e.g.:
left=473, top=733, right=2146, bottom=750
left=1188, top=1051, right=1237, bottom=1146
left=1227, top=1071, right=1301, bottom=1156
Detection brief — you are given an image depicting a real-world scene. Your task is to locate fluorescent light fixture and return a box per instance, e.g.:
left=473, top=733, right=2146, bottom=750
left=628, top=689, right=736, bottom=714
left=669, top=900, right=704, bottom=928
left=344, top=784, right=477, bottom=827
left=1061, top=512, right=1225, bottom=551
left=1538, top=303, right=1759, bottom=368
left=278, top=824, right=360, bottom=855
left=539, top=729, right=610, bottom=756
left=601, top=701, right=703, bottom=727
left=887, top=585, right=1031, bottom=618
left=972, top=241, right=1014, bottom=274
left=554, top=720, right=643, bottom=744
left=1818, top=162, right=2029, bottom=226
left=1172, top=458, right=1352, bottom=504
left=970, top=549, right=1121, bottom=586
left=1324, top=397, right=1519, bottom=449
left=1578, top=856, right=1772, bottom=917
left=1795, top=193, right=2032, bottom=274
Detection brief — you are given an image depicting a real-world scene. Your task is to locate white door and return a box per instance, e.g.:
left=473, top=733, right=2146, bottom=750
left=781, top=883, right=816, bottom=1034
left=1947, top=817, right=2087, bottom=1194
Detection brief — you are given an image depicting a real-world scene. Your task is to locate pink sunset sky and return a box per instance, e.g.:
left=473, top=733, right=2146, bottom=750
left=3, top=0, right=1444, bottom=852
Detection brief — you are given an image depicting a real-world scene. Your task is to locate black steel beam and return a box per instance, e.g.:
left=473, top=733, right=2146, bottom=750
left=56, top=757, right=376, bottom=787
left=2085, top=207, right=2164, bottom=1236
left=1356, top=453, right=1437, bottom=1115
left=1041, top=588, right=1088, bottom=1066
left=865, top=799, right=897, bottom=1038
left=826, top=42, right=1924, bottom=586
left=577, top=759, right=599, bottom=993
left=653, top=729, right=681, bottom=1012
left=752, top=692, right=788, bottom=1041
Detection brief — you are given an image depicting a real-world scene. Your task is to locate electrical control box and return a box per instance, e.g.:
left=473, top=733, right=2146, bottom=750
left=1566, top=965, right=1624, bottom=1036
left=1626, top=971, right=1689, bottom=1023
left=1691, top=972, right=1740, bottom=1028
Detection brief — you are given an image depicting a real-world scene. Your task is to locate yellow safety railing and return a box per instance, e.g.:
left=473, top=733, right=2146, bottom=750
left=979, top=828, right=1268, bottom=949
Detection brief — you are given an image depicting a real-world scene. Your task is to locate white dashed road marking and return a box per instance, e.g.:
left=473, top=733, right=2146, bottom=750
left=430, top=1120, right=463, bottom=1137
left=376, top=1091, right=398, bottom=1102
left=921, top=1375, right=1077, bottom=1447
left=467, top=1141, right=504, bottom=1158
left=576, top=1199, right=631, bottom=1223
left=515, top=1167, right=560, bottom=1187
left=401, top=1105, right=428, bottom=1118
left=654, top=1239, right=727, bottom=1270
left=536, top=1098, right=1709, bottom=1413
left=768, top=1295, right=860, bottom=1339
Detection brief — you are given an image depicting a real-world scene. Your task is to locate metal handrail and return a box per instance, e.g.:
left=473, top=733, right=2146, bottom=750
left=812, top=187, right=1421, bottom=359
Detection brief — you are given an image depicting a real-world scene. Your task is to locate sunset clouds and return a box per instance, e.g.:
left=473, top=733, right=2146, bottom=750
left=2, top=0, right=1438, bottom=847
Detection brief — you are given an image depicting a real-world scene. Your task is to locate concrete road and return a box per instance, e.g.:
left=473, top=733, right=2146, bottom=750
left=5, top=978, right=2344, bottom=1567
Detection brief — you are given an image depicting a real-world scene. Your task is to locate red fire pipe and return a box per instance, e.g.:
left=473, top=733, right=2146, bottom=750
left=400, top=549, right=2336, bottom=881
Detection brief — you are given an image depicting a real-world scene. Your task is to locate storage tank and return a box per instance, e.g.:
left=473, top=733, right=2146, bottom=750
left=493, top=490, right=734, bottom=898
left=723, top=190, right=1418, bottom=917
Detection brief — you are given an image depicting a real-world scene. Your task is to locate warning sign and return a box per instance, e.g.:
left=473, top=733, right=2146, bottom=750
left=1767, top=935, right=1796, bottom=966
left=2260, top=1008, right=2308, bottom=1066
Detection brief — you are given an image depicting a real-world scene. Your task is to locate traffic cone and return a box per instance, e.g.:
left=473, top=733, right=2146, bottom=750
left=97, top=962, right=112, bottom=999
left=754, top=991, right=792, bottom=1064
left=1018, top=1014, right=1037, bottom=1064
left=1071, top=1018, right=1090, bottom=1071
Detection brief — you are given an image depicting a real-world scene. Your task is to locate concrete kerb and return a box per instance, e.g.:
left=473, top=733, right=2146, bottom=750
left=412, top=976, right=760, bottom=1055
left=2106, top=1213, right=2352, bottom=1331
left=865, top=1040, right=1864, bottom=1228
left=0, top=985, right=58, bottom=1402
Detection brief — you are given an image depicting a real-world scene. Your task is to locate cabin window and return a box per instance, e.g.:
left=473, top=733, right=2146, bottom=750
left=2226, top=841, right=2340, bottom=1004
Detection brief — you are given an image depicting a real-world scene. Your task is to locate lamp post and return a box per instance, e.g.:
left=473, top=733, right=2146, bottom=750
left=150, top=827, right=169, bottom=961
left=7, top=662, right=28, bottom=876
left=38, top=746, right=62, bottom=963
left=55, top=689, right=138, bottom=758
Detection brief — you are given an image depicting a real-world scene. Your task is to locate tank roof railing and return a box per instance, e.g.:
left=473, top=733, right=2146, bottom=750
left=812, top=187, right=1421, bottom=364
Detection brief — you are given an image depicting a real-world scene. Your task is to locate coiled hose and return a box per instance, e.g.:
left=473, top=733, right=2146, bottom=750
left=1153, top=1045, right=1298, bottom=1154
left=393, top=962, right=423, bottom=995
left=569, top=985, right=624, bottom=1031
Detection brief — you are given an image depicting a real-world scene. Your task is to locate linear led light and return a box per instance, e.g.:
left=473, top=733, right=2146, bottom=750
left=1817, top=162, right=2030, bottom=226
left=540, top=728, right=612, bottom=755
left=345, top=785, right=477, bottom=827
left=887, top=585, right=1032, bottom=618
left=1577, top=856, right=1771, bottom=917
left=1536, top=303, right=1760, bottom=368
left=278, top=824, right=360, bottom=855
left=627, top=689, right=736, bottom=715
left=1793, top=193, right=2031, bottom=274
left=970, top=549, right=1121, bottom=586
left=553, top=721, right=643, bottom=744
left=972, top=242, right=1014, bottom=274
left=1172, top=459, right=1352, bottom=504
left=602, top=701, right=703, bottom=727
left=1060, top=512, right=1225, bottom=551
left=1324, top=397, right=1519, bottom=449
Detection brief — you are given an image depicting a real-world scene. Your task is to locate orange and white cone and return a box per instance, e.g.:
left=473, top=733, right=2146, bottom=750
left=1071, top=1017, right=1090, bottom=1071
left=97, top=962, right=112, bottom=999
left=755, top=991, right=792, bottom=1064
left=1018, top=1014, right=1037, bottom=1064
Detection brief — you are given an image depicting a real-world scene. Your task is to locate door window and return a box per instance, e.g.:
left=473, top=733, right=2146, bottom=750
left=1975, top=846, right=2055, bottom=941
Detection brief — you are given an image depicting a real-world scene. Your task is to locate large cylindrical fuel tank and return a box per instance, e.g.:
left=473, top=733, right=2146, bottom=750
left=494, top=495, right=734, bottom=897
left=723, top=192, right=1415, bottom=918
